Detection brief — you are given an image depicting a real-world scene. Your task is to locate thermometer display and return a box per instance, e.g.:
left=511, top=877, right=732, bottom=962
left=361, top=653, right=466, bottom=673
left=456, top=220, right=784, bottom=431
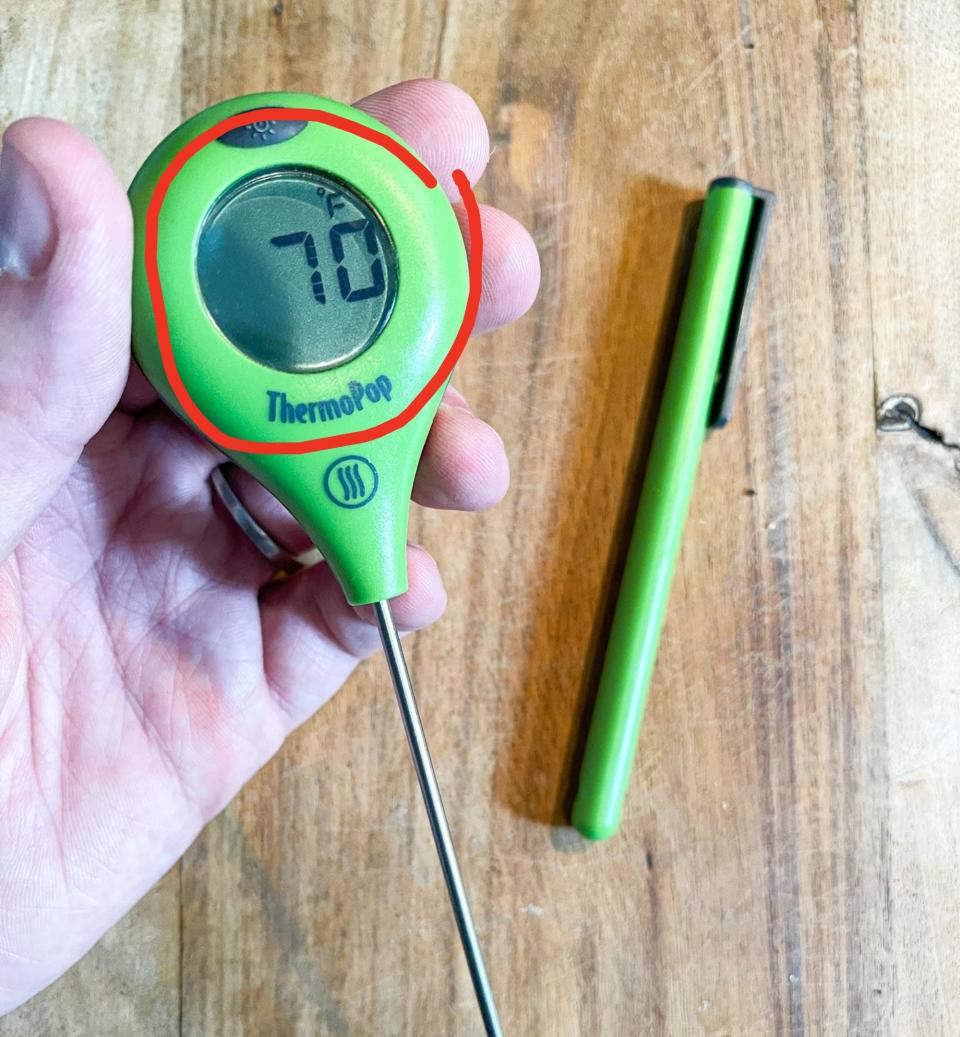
left=196, top=168, right=398, bottom=373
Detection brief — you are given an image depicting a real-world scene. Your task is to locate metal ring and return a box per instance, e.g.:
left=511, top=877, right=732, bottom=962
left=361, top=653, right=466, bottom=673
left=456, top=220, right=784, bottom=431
left=210, top=464, right=322, bottom=575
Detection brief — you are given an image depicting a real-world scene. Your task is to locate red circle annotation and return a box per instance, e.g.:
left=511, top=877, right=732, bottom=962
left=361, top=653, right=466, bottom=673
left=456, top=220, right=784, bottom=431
left=143, top=106, right=482, bottom=455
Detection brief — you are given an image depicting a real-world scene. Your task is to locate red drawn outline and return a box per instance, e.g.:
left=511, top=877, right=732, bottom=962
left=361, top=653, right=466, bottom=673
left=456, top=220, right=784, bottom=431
left=144, top=107, right=482, bottom=454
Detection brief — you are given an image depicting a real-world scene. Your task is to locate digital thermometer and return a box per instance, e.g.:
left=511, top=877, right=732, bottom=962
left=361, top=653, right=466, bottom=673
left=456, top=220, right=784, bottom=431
left=129, top=92, right=501, bottom=1035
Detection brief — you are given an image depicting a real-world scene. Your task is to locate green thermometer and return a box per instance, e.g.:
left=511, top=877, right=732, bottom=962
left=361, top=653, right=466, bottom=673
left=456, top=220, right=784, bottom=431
left=129, top=92, right=502, bottom=1036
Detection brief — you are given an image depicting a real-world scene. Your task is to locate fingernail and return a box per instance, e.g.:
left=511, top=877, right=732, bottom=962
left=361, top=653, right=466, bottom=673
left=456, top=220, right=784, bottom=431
left=0, top=140, right=55, bottom=279
left=442, top=385, right=472, bottom=412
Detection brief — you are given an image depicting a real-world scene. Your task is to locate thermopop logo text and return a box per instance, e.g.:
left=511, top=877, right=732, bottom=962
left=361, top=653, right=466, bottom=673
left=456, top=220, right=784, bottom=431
left=266, top=375, right=393, bottom=424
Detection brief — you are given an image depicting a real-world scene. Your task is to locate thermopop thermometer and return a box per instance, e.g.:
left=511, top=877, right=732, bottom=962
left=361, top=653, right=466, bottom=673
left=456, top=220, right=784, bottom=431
left=129, top=92, right=502, bottom=1035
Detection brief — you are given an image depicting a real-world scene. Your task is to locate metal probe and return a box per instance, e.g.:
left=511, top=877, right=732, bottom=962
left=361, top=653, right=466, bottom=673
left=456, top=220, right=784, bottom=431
left=373, top=600, right=504, bottom=1037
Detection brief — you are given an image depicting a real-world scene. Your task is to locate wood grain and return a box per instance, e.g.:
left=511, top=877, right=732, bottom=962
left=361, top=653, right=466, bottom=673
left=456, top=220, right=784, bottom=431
left=2, top=0, right=959, bottom=1033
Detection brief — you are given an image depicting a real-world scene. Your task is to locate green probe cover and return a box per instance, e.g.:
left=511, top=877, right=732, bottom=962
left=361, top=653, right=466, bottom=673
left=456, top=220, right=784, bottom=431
left=571, top=182, right=759, bottom=840
left=129, top=93, right=469, bottom=604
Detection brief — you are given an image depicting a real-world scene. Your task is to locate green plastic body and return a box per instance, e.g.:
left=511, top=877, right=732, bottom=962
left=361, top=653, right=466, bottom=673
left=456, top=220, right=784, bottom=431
left=571, top=183, right=755, bottom=840
left=129, top=92, right=468, bottom=604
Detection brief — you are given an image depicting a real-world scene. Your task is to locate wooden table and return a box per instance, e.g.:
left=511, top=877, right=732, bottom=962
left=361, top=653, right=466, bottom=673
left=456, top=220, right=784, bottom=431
left=3, top=1, right=959, bottom=1033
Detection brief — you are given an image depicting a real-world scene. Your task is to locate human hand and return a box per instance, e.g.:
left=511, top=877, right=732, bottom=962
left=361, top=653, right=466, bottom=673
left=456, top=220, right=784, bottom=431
left=0, top=79, right=539, bottom=1014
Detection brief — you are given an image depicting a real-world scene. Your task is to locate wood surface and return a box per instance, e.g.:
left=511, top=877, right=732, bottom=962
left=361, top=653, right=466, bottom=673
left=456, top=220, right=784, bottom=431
left=2, top=0, right=959, bottom=1033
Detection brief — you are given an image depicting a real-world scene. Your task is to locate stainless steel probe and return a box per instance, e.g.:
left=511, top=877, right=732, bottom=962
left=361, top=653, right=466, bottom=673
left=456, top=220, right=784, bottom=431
left=374, top=601, right=503, bottom=1037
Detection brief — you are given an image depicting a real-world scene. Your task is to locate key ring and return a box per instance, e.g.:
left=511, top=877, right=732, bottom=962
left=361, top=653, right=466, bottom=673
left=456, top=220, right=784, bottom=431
left=210, top=464, right=322, bottom=576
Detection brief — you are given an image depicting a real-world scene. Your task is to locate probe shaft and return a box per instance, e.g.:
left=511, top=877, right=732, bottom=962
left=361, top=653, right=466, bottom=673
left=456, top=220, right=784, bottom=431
left=373, top=600, right=503, bottom=1037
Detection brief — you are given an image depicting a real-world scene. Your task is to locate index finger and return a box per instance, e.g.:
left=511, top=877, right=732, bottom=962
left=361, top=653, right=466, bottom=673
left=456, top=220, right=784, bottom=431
left=353, top=78, right=490, bottom=200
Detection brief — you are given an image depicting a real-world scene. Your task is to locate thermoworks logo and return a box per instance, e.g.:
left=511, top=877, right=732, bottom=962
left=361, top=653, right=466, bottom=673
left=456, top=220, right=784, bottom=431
left=323, top=455, right=379, bottom=509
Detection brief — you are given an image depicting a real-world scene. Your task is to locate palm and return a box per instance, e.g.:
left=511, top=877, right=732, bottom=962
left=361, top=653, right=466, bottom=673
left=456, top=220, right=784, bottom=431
left=3, top=406, right=355, bottom=995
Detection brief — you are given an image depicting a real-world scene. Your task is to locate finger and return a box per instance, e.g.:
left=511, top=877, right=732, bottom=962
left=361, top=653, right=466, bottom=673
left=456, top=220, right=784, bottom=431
left=354, top=79, right=490, bottom=199
left=412, top=388, right=510, bottom=511
left=455, top=202, right=540, bottom=334
left=260, top=545, right=446, bottom=727
left=0, top=117, right=132, bottom=559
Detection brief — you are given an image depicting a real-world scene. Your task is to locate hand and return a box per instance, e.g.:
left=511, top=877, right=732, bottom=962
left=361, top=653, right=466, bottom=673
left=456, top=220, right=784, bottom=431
left=0, top=79, right=539, bottom=1014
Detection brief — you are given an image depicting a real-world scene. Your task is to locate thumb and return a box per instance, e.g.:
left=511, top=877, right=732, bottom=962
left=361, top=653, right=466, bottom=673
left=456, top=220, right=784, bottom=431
left=0, top=118, right=132, bottom=559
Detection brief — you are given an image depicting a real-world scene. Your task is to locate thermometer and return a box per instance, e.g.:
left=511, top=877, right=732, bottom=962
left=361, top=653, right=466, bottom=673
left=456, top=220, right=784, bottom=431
left=129, top=92, right=502, bottom=1036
